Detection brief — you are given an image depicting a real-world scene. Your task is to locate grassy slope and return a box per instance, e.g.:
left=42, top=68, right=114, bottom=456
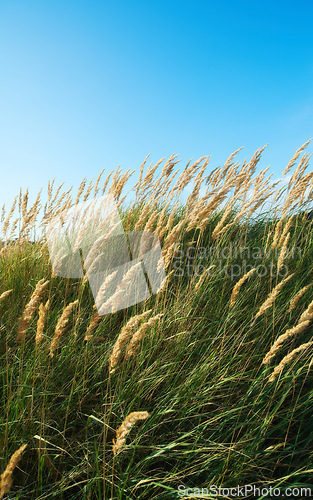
left=1, top=210, right=313, bottom=499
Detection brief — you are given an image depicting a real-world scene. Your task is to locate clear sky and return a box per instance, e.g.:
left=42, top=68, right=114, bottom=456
left=1, top=0, right=313, bottom=216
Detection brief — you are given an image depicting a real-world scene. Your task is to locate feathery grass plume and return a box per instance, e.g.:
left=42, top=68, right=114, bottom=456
left=268, top=340, right=313, bottom=383
left=263, top=320, right=312, bottom=366
left=21, top=188, right=29, bottom=220
left=134, top=154, right=150, bottom=201
left=194, top=265, right=215, bottom=292
left=134, top=197, right=158, bottom=231
left=109, top=309, right=152, bottom=373
left=1, top=204, right=5, bottom=224
left=262, top=297, right=313, bottom=365
left=253, top=273, right=294, bottom=321
left=96, top=262, right=140, bottom=316
left=75, top=177, right=87, bottom=205
left=100, top=170, right=113, bottom=196
left=93, top=168, right=105, bottom=197
left=17, top=279, right=50, bottom=342
left=108, top=166, right=122, bottom=198
left=288, top=284, right=312, bottom=313
left=124, top=313, right=164, bottom=360
left=282, top=139, right=311, bottom=176
left=49, top=300, right=78, bottom=358
left=0, top=289, right=13, bottom=302
left=154, top=201, right=171, bottom=237
left=83, top=178, right=94, bottom=202
left=35, top=299, right=50, bottom=345
left=0, top=444, right=27, bottom=500
left=114, top=169, right=135, bottom=202
left=277, top=215, right=294, bottom=248
left=84, top=304, right=101, bottom=341
left=2, top=196, right=17, bottom=238
left=112, top=411, right=150, bottom=456
left=230, top=268, right=256, bottom=308
left=211, top=201, right=235, bottom=239
left=8, top=218, right=19, bottom=241
left=139, top=159, right=164, bottom=197
left=277, top=232, right=290, bottom=275
left=271, top=211, right=286, bottom=250
left=185, top=159, right=210, bottom=210
left=143, top=209, right=159, bottom=232
left=165, top=202, right=180, bottom=234
left=94, top=270, right=119, bottom=311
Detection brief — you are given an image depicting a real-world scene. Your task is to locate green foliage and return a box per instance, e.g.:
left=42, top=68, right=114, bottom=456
left=1, top=209, right=313, bottom=499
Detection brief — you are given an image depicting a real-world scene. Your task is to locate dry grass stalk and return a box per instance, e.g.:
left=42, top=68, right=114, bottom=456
left=1, top=204, right=5, bottom=224
left=271, top=212, right=286, bottom=250
left=282, top=140, right=311, bottom=176
left=230, top=268, right=256, bottom=307
left=109, top=309, right=152, bottom=373
left=0, top=289, right=13, bottom=302
left=144, top=209, right=159, bottom=232
left=98, top=261, right=143, bottom=315
left=268, top=340, right=313, bottom=383
left=288, top=284, right=312, bottom=313
left=254, top=274, right=294, bottom=321
left=211, top=202, right=234, bottom=240
left=134, top=197, right=158, bottom=231
left=21, top=189, right=29, bottom=220
left=277, top=215, right=294, bottom=248
left=100, top=170, right=113, bottom=195
left=83, top=178, right=94, bottom=202
left=35, top=299, right=50, bottom=345
left=17, top=279, right=50, bottom=342
left=277, top=232, right=290, bottom=274
left=49, top=300, right=78, bottom=358
left=0, top=444, right=27, bottom=499
left=124, top=313, right=164, bottom=360
left=75, top=178, right=87, bottom=205
left=93, top=168, right=105, bottom=197
left=262, top=297, right=313, bottom=365
left=84, top=305, right=101, bottom=341
left=2, top=196, right=17, bottom=238
left=194, top=265, right=215, bottom=292
left=94, top=270, right=119, bottom=311
left=112, top=411, right=150, bottom=456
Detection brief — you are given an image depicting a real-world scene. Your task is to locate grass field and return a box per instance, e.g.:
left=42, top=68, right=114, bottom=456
left=1, top=144, right=313, bottom=499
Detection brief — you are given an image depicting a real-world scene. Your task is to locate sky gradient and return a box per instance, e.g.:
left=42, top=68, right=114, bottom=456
left=1, top=0, right=313, bottom=215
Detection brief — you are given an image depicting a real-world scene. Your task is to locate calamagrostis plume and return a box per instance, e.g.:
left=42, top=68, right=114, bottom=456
left=109, top=309, right=152, bottom=373
left=35, top=299, right=50, bottom=345
left=288, top=284, right=312, bottom=313
left=0, top=289, right=13, bottom=302
left=17, top=279, right=50, bottom=342
left=268, top=341, right=313, bottom=383
left=124, top=313, right=164, bottom=360
left=49, top=300, right=78, bottom=358
left=84, top=304, right=101, bottom=341
left=253, top=274, right=294, bottom=321
left=230, top=268, right=256, bottom=307
left=112, top=411, right=150, bottom=456
left=262, top=297, right=313, bottom=365
left=0, top=444, right=27, bottom=499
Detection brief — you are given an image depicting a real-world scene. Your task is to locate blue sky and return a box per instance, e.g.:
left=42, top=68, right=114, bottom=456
left=1, top=0, right=313, bottom=216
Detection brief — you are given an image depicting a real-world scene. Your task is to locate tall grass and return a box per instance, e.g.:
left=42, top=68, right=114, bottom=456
left=1, top=142, right=313, bottom=498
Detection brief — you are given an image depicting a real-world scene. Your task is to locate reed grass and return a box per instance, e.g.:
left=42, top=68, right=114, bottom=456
left=1, top=143, right=313, bottom=498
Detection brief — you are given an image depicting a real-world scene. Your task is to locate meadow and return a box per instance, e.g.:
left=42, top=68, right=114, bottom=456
left=1, top=142, right=313, bottom=499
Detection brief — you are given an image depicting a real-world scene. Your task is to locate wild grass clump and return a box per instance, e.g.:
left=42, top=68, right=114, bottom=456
left=1, top=142, right=313, bottom=498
